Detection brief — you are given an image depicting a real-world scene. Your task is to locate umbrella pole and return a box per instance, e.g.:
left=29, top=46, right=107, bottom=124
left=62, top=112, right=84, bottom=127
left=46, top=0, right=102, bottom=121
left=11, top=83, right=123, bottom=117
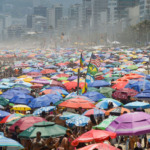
left=77, top=69, right=80, bottom=95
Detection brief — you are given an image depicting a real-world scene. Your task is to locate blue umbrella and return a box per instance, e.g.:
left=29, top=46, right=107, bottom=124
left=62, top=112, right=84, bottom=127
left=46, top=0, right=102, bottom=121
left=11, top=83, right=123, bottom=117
left=66, top=92, right=77, bottom=98
left=96, top=98, right=122, bottom=109
left=83, top=108, right=105, bottom=117
left=66, top=115, right=90, bottom=127
left=0, top=135, right=24, bottom=148
left=0, top=110, right=10, bottom=119
left=88, top=80, right=110, bottom=88
left=28, top=94, right=62, bottom=108
left=60, top=114, right=80, bottom=120
left=10, top=87, right=30, bottom=94
left=83, top=92, right=106, bottom=102
left=125, top=80, right=150, bottom=92
left=0, top=84, right=10, bottom=89
left=124, top=101, right=150, bottom=109
left=33, top=106, right=56, bottom=116
left=9, top=93, right=34, bottom=105
left=135, top=92, right=150, bottom=99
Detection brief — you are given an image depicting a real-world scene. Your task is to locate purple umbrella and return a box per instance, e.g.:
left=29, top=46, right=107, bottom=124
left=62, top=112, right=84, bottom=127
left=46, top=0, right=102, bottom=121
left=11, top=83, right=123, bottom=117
left=68, top=76, right=77, bottom=81
left=106, top=112, right=150, bottom=136
left=31, top=79, right=50, bottom=85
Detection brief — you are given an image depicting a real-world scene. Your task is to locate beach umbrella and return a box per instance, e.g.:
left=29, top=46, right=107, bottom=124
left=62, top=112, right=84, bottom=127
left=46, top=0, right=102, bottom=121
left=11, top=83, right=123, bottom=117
left=93, top=116, right=117, bottom=130
left=88, top=80, right=110, bottom=88
left=18, top=121, right=67, bottom=138
left=31, top=79, right=50, bottom=85
left=112, top=80, right=129, bottom=90
left=99, top=87, right=115, bottom=98
left=0, top=113, right=23, bottom=123
left=66, top=115, right=90, bottom=127
left=72, top=129, right=116, bottom=146
left=31, top=84, right=43, bottom=89
left=83, top=92, right=106, bottom=102
left=105, top=107, right=130, bottom=116
left=41, top=69, right=56, bottom=74
left=96, top=98, right=122, bottom=109
left=11, top=105, right=31, bottom=111
left=112, top=88, right=138, bottom=100
left=87, top=87, right=99, bottom=92
left=39, top=89, right=68, bottom=96
left=78, top=143, right=119, bottom=150
left=59, top=113, right=79, bottom=120
left=10, top=116, right=46, bottom=132
left=124, top=101, right=150, bottom=109
left=106, top=112, right=150, bottom=136
left=64, top=81, right=85, bottom=91
left=28, top=94, right=62, bottom=109
left=0, top=135, right=24, bottom=149
left=127, top=65, right=138, bottom=70
left=59, top=98, right=95, bottom=109
left=9, top=93, right=34, bottom=105
left=33, top=106, right=56, bottom=116
left=0, top=97, right=9, bottom=106
left=0, top=110, right=10, bottom=119
left=83, top=108, right=105, bottom=117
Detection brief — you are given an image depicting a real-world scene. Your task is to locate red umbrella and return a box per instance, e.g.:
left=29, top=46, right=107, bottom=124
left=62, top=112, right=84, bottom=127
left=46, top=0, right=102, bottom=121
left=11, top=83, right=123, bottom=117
left=56, top=74, right=70, bottom=78
left=78, top=143, right=119, bottom=150
left=27, top=72, right=42, bottom=77
left=72, top=129, right=116, bottom=146
left=31, top=84, right=43, bottom=89
left=112, top=88, right=138, bottom=100
left=112, top=80, right=129, bottom=90
left=50, top=80, right=66, bottom=89
left=59, top=98, right=95, bottom=109
left=41, top=69, right=56, bottom=74
left=64, top=81, right=85, bottom=91
left=9, top=116, right=46, bottom=132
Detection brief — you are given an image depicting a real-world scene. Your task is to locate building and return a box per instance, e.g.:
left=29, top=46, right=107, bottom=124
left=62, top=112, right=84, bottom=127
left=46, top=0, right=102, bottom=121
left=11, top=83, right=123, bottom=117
left=140, top=0, right=150, bottom=21
left=117, top=0, right=139, bottom=19
left=34, top=6, right=47, bottom=17
left=68, top=4, right=82, bottom=28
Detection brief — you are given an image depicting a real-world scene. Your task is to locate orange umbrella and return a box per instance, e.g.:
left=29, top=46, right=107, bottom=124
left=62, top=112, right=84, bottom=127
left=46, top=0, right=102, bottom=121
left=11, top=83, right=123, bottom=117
left=112, top=80, right=129, bottom=90
left=72, top=129, right=116, bottom=146
left=105, top=107, right=130, bottom=116
left=31, top=84, right=43, bottom=89
left=59, top=98, right=95, bottom=109
left=64, top=81, right=85, bottom=91
left=41, top=69, right=56, bottom=74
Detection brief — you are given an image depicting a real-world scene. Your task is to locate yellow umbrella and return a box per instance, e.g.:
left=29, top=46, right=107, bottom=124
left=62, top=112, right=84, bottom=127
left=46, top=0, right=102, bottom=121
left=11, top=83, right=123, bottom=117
left=12, top=105, right=31, bottom=111
left=41, top=77, right=50, bottom=80
left=23, top=78, right=33, bottom=82
left=72, top=68, right=83, bottom=73
left=0, top=90, right=2, bottom=95
left=17, top=75, right=28, bottom=79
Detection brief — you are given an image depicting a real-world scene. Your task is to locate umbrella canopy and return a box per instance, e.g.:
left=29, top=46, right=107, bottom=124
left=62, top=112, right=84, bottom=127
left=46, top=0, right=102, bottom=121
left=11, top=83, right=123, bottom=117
left=0, top=110, right=10, bottom=119
left=112, top=88, right=138, bottom=100
left=59, top=113, right=79, bottom=120
left=10, top=116, right=46, bottom=132
left=72, top=129, right=116, bottom=146
left=124, top=101, right=150, bottom=109
left=99, top=87, right=115, bottom=98
left=83, top=108, right=105, bottom=117
left=66, top=115, right=90, bottom=127
left=0, top=113, right=23, bottom=123
left=105, top=107, right=130, bottom=116
left=41, top=69, right=56, bottom=74
left=88, top=80, right=110, bottom=88
left=0, top=135, right=24, bottom=148
left=78, top=143, right=119, bottom=150
left=83, top=92, right=106, bottom=102
left=33, top=106, right=56, bottom=116
left=96, top=98, right=122, bottom=109
left=106, top=112, right=150, bottom=136
left=0, top=97, right=9, bottom=106
left=93, top=116, right=117, bottom=130
left=59, top=98, right=95, bottom=109
left=19, top=121, right=67, bottom=138
left=11, top=105, right=31, bottom=111
left=28, top=94, right=62, bottom=108
left=9, top=93, right=34, bottom=105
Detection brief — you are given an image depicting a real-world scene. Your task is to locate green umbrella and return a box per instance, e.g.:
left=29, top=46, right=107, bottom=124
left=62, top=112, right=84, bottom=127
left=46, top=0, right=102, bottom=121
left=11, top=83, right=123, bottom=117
left=57, top=77, right=68, bottom=81
left=93, top=116, right=117, bottom=130
left=0, top=97, right=9, bottom=106
left=18, top=121, right=67, bottom=139
left=6, top=118, right=20, bottom=127
left=127, top=65, right=138, bottom=70
left=87, top=87, right=100, bottom=92
left=95, top=72, right=103, bottom=76
left=99, top=87, right=115, bottom=98
left=104, top=77, right=119, bottom=82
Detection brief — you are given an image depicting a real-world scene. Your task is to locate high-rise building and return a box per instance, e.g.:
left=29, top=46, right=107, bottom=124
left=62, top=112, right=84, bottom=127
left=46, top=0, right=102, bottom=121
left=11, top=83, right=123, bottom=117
left=117, top=0, right=139, bottom=19
left=34, top=6, right=47, bottom=17
left=139, top=0, right=150, bottom=21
